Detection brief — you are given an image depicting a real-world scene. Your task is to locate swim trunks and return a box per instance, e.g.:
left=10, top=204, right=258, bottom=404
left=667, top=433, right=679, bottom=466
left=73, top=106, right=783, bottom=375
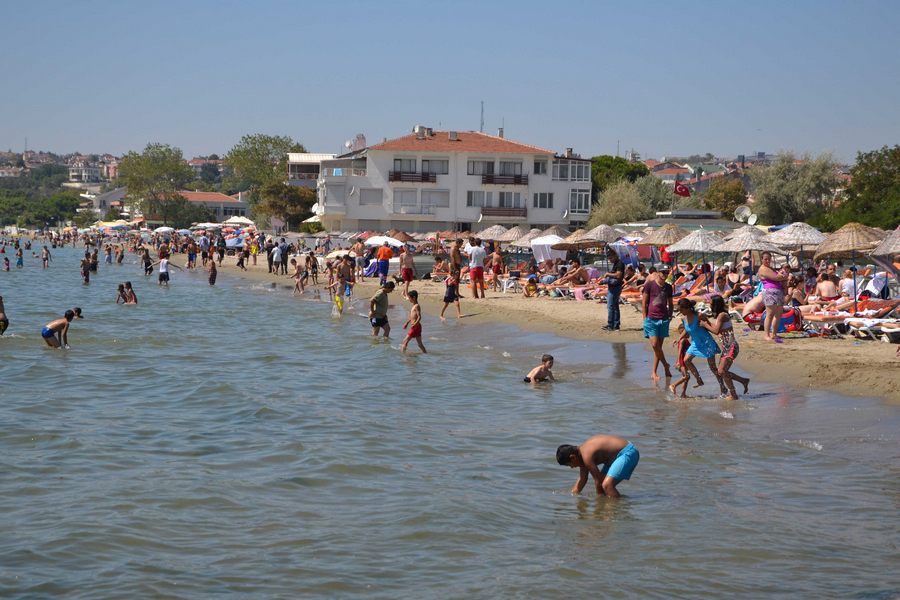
left=401, top=267, right=414, bottom=282
left=407, top=323, right=422, bottom=338
left=41, top=326, right=54, bottom=339
left=370, top=316, right=388, bottom=328
left=492, top=264, right=502, bottom=275
left=643, top=317, right=670, bottom=339
left=158, top=272, right=169, bottom=283
left=606, top=442, right=639, bottom=481
left=470, top=266, right=484, bottom=282
left=0, top=318, right=8, bottom=335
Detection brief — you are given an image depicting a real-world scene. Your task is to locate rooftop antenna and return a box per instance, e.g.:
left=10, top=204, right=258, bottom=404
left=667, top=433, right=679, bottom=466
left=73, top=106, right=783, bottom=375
left=480, top=101, right=484, bottom=133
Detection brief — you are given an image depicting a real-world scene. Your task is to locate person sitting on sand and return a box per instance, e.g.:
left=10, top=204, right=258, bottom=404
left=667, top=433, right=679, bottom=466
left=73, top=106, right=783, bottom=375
left=41, top=309, right=75, bottom=348
left=431, top=256, right=449, bottom=279
left=523, top=275, right=539, bottom=297
left=556, top=434, right=639, bottom=498
left=525, top=354, right=555, bottom=383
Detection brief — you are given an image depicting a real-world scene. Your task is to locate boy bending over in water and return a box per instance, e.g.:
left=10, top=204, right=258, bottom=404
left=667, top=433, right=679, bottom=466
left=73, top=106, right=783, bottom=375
left=41, top=309, right=76, bottom=348
left=556, top=434, right=639, bottom=498
left=401, top=290, right=426, bottom=353
left=525, top=354, right=555, bottom=383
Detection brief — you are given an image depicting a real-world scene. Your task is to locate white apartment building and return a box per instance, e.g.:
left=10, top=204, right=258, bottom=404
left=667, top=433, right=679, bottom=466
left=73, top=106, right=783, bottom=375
left=69, top=164, right=101, bottom=183
left=314, top=127, right=592, bottom=233
left=287, top=152, right=335, bottom=188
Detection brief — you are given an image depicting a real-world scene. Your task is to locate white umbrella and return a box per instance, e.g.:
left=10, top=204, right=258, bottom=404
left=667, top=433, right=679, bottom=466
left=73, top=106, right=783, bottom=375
left=530, top=234, right=566, bottom=262
left=223, top=216, right=255, bottom=226
left=364, top=235, right=404, bottom=247
left=154, top=226, right=175, bottom=234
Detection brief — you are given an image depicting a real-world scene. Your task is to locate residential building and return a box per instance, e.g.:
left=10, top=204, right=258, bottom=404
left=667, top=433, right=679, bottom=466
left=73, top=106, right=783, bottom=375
left=0, top=166, right=25, bottom=178
left=178, top=190, right=249, bottom=221
left=68, top=163, right=101, bottom=183
left=314, top=126, right=592, bottom=233
left=187, top=158, right=225, bottom=178
left=287, top=153, right=335, bottom=188
left=90, top=187, right=128, bottom=213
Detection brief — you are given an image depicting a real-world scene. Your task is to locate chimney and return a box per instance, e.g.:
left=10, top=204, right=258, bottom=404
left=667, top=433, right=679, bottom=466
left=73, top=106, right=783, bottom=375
left=448, top=131, right=459, bottom=141
left=565, top=147, right=573, bottom=158
left=497, top=127, right=504, bottom=138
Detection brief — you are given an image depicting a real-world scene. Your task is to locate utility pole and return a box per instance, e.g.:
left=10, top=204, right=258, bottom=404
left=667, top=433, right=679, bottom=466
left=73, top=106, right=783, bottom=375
left=616, top=140, right=620, bottom=157
left=480, top=101, right=484, bottom=133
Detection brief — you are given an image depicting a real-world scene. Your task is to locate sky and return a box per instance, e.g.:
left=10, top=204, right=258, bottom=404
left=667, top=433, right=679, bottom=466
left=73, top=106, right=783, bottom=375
left=3, top=0, right=898, bottom=163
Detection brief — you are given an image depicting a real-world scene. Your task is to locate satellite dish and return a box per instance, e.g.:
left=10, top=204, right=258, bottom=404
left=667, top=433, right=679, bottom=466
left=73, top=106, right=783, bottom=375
left=734, top=205, right=751, bottom=222
left=477, top=213, right=484, bottom=223
left=747, top=214, right=758, bottom=226
left=349, top=186, right=359, bottom=198
left=561, top=209, right=569, bottom=219
left=344, top=140, right=353, bottom=149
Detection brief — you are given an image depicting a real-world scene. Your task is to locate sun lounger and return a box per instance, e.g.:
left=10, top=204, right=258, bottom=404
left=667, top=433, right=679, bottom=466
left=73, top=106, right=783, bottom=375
left=845, top=318, right=900, bottom=341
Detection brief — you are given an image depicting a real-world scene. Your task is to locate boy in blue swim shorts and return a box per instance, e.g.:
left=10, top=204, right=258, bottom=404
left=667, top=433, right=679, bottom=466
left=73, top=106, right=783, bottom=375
left=556, top=434, right=639, bottom=498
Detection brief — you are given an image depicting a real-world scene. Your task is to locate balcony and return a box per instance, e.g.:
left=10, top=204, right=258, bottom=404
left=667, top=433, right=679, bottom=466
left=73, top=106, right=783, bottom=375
left=481, top=174, right=528, bottom=185
left=481, top=206, right=527, bottom=219
left=388, top=171, right=437, bottom=183
left=392, top=203, right=435, bottom=215
left=322, top=167, right=366, bottom=177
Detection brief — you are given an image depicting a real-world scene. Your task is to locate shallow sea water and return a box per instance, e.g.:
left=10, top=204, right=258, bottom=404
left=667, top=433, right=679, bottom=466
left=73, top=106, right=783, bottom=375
left=1, top=245, right=898, bottom=598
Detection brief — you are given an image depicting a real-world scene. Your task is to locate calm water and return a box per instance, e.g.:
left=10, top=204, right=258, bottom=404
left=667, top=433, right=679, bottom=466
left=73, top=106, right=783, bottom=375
left=1, top=245, right=898, bottom=598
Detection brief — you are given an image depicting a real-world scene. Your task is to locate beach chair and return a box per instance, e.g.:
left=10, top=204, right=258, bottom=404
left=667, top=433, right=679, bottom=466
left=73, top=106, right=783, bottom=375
left=845, top=318, right=900, bottom=341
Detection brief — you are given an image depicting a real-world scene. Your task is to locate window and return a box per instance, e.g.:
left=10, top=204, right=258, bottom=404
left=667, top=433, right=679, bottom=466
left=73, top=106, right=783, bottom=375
left=552, top=161, right=569, bottom=181
left=499, top=161, right=522, bottom=176
left=467, top=160, right=494, bottom=175
left=422, top=159, right=449, bottom=175
left=393, top=158, right=416, bottom=173
left=393, top=189, right=418, bottom=212
left=569, top=189, right=590, bottom=214
left=572, top=162, right=590, bottom=181
left=533, top=192, right=554, bottom=209
left=359, top=188, right=382, bottom=205
left=466, top=190, right=493, bottom=207
left=498, top=191, right=522, bottom=208
left=552, top=160, right=590, bottom=181
left=534, top=160, right=547, bottom=175
left=223, top=207, right=247, bottom=216
left=422, top=189, right=450, bottom=208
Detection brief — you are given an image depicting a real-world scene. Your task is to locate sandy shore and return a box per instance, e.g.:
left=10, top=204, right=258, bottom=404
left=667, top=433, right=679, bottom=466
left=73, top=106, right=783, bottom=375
left=213, top=255, right=900, bottom=403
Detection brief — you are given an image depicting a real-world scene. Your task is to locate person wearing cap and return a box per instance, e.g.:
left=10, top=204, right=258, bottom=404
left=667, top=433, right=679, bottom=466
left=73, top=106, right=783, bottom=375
left=369, top=281, right=394, bottom=337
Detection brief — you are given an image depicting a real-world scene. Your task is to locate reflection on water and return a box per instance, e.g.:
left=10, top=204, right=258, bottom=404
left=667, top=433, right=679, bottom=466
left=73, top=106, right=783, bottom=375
left=0, top=246, right=898, bottom=598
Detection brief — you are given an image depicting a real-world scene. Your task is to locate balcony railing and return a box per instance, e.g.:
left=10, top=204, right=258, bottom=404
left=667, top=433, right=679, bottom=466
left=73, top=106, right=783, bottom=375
left=388, top=171, right=437, bottom=183
left=392, top=203, right=435, bottom=215
left=287, top=172, right=319, bottom=180
left=481, top=206, right=527, bottom=218
left=481, top=174, right=529, bottom=185
left=322, top=167, right=367, bottom=177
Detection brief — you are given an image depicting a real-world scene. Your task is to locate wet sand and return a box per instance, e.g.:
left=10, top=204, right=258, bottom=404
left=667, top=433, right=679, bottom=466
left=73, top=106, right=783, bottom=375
left=216, top=254, right=900, bottom=403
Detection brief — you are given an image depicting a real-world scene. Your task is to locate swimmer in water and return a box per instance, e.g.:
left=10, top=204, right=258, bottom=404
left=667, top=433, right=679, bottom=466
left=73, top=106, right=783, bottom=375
left=41, top=309, right=75, bottom=348
left=0, top=295, right=8, bottom=335
left=124, top=282, right=138, bottom=304
left=556, top=434, right=640, bottom=499
left=524, top=354, right=555, bottom=383
left=115, top=283, right=128, bottom=304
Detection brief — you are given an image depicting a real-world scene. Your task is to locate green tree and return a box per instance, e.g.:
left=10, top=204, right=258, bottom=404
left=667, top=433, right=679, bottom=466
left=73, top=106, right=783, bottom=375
left=702, top=177, right=747, bottom=215
left=586, top=180, right=654, bottom=226
left=118, top=143, right=194, bottom=225
left=256, top=182, right=316, bottom=229
left=224, top=134, right=305, bottom=204
left=590, top=155, right=649, bottom=199
left=73, top=210, right=98, bottom=227
left=818, top=145, right=900, bottom=230
left=748, top=152, right=840, bottom=224
left=634, top=175, right=679, bottom=213
left=199, top=162, right=221, bottom=185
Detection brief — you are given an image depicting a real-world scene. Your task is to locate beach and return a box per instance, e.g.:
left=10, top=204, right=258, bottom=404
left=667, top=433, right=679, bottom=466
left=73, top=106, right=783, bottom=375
left=221, top=254, right=900, bottom=404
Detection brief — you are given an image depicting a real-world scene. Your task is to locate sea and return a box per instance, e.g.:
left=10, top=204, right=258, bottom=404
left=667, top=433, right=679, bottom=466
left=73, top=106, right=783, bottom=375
left=0, top=244, right=898, bottom=598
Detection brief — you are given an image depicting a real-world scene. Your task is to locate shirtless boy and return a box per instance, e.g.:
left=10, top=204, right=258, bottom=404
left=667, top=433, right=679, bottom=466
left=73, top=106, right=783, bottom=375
left=399, top=247, right=416, bottom=298
left=400, top=290, right=426, bottom=353
left=525, top=354, right=555, bottom=383
left=0, top=296, right=8, bottom=335
left=556, top=434, right=639, bottom=498
left=41, top=310, right=75, bottom=348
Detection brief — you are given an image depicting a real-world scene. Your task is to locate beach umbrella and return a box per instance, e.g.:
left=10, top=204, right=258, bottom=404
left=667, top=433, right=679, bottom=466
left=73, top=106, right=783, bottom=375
left=550, top=229, right=592, bottom=250
left=872, top=225, right=900, bottom=258
left=531, top=235, right=566, bottom=262
left=763, top=221, right=826, bottom=265
left=326, top=249, right=357, bottom=259
left=175, top=229, right=191, bottom=235
left=364, top=235, right=404, bottom=248
left=391, top=231, right=416, bottom=243
left=512, top=228, right=544, bottom=248
left=478, top=224, right=509, bottom=241
left=154, top=226, right=175, bottom=234
left=714, top=225, right=787, bottom=286
left=539, top=225, right=570, bottom=238
left=223, top=215, right=255, bottom=227
left=583, top=224, right=621, bottom=244
left=814, top=222, right=888, bottom=313
left=638, top=224, right=689, bottom=247
left=665, top=229, right=725, bottom=290
left=496, top=225, right=528, bottom=242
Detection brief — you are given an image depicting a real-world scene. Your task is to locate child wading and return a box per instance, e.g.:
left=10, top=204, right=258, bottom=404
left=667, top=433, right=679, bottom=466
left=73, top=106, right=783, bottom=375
left=556, top=435, right=639, bottom=499
left=401, top=290, right=426, bottom=353
left=525, top=354, right=555, bottom=383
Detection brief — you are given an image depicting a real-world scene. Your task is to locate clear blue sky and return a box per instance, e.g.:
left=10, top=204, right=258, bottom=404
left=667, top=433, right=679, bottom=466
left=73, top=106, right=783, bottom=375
left=3, top=0, right=898, bottom=163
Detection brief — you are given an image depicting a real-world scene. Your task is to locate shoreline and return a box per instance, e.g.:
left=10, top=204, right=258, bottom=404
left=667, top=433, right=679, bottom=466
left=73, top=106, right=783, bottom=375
left=212, top=254, right=899, bottom=404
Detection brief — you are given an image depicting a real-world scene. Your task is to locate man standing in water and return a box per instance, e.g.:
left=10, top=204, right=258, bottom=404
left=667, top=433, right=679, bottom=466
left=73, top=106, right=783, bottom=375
left=369, top=281, right=394, bottom=337
left=556, top=434, right=639, bottom=498
left=41, top=309, right=76, bottom=348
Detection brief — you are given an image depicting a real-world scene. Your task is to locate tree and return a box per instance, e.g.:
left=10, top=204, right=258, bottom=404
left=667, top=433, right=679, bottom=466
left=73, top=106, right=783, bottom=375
left=118, top=143, right=194, bottom=225
left=199, top=162, right=221, bottom=185
left=703, top=177, right=747, bottom=215
left=256, top=182, right=316, bottom=229
left=586, top=180, right=654, bottom=227
left=590, top=155, right=649, bottom=199
left=818, top=145, right=900, bottom=230
left=634, top=175, right=679, bottom=213
left=748, top=152, right=840, bottom=224
left=224, top=134, right=305, bottom=204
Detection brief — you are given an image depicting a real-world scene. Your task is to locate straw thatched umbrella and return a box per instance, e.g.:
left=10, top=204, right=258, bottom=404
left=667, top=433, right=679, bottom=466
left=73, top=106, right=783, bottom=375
left=764, top=222, right=826, bottom=250
left=550, top=228, right=589, bottom=250
left=639, top=224, right=689, bottom=247
left=583, top=224, right=621, bottom=243
left=715, top=225, right=786, bottom=285
left=512, top=228, right=544, bottom=247
left=872, top=225, right=900, bottom=258
left=665, top=229, right=725, bottom=254
left=496, top=225, right=528, bottom=242
left=478, top=224, right=508, bottom=241
left=814, top=222, right=888, bottom=313
left=539, top=225, right=570, bottom=238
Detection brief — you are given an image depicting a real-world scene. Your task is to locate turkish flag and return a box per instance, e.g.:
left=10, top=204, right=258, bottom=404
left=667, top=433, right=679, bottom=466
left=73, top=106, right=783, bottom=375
left=673, top=181, right=691, bottom=197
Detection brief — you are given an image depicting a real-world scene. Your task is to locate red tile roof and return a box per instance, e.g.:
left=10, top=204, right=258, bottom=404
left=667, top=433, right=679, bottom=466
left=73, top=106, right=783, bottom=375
left=654, top=167, right=691, bottom=176
left=179, top=191, right=242, bottom=203
left=643, top=159, right=660, bottom=168
left=367, top=130, right=555, bottom=155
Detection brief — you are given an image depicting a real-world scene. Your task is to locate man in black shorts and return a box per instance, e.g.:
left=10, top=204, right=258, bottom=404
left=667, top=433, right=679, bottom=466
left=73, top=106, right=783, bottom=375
left=369, top=281, right=394, bottom=337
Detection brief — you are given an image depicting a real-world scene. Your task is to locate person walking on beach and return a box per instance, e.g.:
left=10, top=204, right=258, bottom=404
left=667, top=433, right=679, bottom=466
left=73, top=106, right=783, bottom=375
left=669, top=298, right=726, bottom=397
left=758, top=251, right=788, bottom=341
left=0, top=296, right=9, bottom=335
left=198, top=234, right=210, bottom=267
left=41, top=309, right=75, bottom=348
left=352, top=239, right=366, bottom=281
left=440, top=271, right=461, bottom=320
left=264, top=237, right=275, bottom=273
left=291, top=258, right=305, bottom=295
left=270, top=242, right=282, bottom=277
left=399, top=247, right=415, bottom=298
left=556, top=434, right=639, bottom=499
left=186, top=239, right=198, bottom=270
left=369, top=281, right=394, bottom=337
left=468, top=238, right=486, bottom=299
left=490, top=245, right=504, bottom=292
left=278, top=238, right=290, bottom=275
left=216, top=234, right=226, bottom=266
left=701, top=295, right=750, bottom=400
left=642, top=266, right=673, bottom=381
left=376, top=241, right=393, bottom=286
left=400, top=290, right=426, bottom=353
left=603, top=248, right=625, bottom=331
left=41, top=245, right=52, bottom=269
